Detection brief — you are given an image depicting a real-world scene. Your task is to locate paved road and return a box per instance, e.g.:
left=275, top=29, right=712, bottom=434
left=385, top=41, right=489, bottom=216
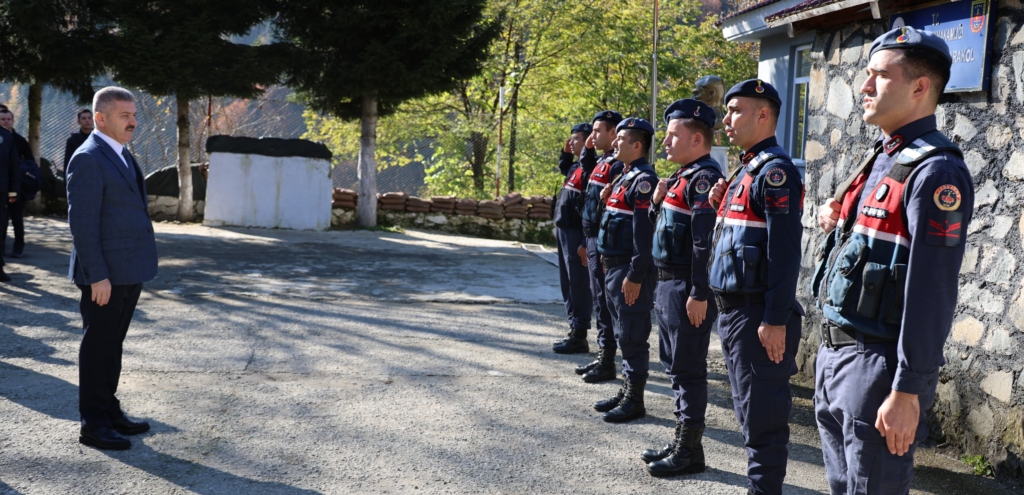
left=0, top=218, right=1013, bottom=494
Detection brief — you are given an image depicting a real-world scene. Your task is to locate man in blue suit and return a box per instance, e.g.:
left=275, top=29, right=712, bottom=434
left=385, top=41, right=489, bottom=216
left=67, top=86, right=158, bottom=451
left=0, top=121, right=19, bottom=282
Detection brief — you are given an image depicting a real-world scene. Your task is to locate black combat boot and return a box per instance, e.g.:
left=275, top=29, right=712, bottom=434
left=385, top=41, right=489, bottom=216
left=581, top=348, right=616, bottom=383
left=603, top=378, right=646, bottom=423
left=593, top=379, right=626, bottom=412
left=646, top=422, right=706, bottom=477
left=641, top=423, right=678, bottom=462
left=575, top=348, right=604, bottom=375
left=553, top=327, right=589, bottom=354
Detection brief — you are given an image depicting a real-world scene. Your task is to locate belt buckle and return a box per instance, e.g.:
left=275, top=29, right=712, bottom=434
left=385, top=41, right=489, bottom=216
left=820, top=319, right=835, bottom=349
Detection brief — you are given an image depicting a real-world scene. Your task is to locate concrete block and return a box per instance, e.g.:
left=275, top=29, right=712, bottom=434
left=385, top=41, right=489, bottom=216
left=980, top=370, right=1015, bottom=403
left=205, top=152, right=332, bottom=231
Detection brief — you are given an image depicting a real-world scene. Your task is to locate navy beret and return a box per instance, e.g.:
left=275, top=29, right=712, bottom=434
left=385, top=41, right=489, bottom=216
left=592, top=110, right=623, bottom=126
left=724, top=78, right=781, bottom=107
left=615, top=117, right=655, bottom=136
left=868, top=26, right=952, bottom=67
left=571, top=122, right=593, bottom=135
left=663, top=98, right=716, bottom=130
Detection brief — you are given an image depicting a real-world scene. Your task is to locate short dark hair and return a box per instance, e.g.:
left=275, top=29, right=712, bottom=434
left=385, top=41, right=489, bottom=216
left=77, top=109, right=92, bottom=119
left=0, top=104, right=7, bottom=111
left=752, top=97, right=780, bottom=122
left=622, top=129, right=652, bottom=155
left=677, top=118, right=713, bottom=148
left=893, top=47, right=951, bottom=102
left=0, top=109, right=11, bottom=116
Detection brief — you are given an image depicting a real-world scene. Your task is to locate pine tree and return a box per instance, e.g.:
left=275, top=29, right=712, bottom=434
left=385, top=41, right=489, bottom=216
left=274, top=0, right=497, bottom=227
left=0, top=0, right=105, bottom=163
left=96, top=0, right=285, bottom=222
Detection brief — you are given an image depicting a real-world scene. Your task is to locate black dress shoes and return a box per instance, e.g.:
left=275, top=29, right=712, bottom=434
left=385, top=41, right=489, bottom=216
left=79, top=425, right=131, bottom=450
left=111, top=415, right=151, bottom=435
left=0, top=269, right=10, bottom=282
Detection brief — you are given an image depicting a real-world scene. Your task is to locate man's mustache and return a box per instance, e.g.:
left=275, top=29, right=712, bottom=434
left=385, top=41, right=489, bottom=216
left=125, top=126, right=135, bottom=132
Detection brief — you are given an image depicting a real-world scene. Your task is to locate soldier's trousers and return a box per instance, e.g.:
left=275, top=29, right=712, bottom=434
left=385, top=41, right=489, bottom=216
left=815, top=338, right=935, bottom=495
left=556, top=227, right=592, bottom=331
left=717, top=301, right=801, bottom=495
left=605, top=263, right=656, bottom=381
left=585, top=236, right=615, bottom=351
left=656, top=278, right=718, bottom=425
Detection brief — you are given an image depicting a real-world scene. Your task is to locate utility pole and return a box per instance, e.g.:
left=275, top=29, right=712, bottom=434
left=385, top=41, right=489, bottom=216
left=650, top=0, right=659, bottom=163
left=496, top=86, right=505, bottom=198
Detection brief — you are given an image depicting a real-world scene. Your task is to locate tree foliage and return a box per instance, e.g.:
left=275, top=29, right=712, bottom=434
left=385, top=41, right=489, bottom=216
left=305, top=0, right=758, bottom=199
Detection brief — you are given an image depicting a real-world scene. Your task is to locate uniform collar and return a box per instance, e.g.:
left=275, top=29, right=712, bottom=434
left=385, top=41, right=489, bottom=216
left=741, top=137, right=779, bottom=164
left=675, top=154, right=713, bottom=178
left=878, top=115, right=937, bottom=156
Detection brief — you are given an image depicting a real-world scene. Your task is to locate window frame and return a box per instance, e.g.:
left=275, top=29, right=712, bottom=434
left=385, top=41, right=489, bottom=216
left=789, top=44, right=813, bottom=162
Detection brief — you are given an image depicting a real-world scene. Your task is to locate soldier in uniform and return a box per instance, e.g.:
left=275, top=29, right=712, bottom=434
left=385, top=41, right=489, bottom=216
left=707, top=79, right=804, bottom=495
left=641, top=99, right=724, bottom=476
left=592, top=117, right=658, bottom=423
left=552, top=122, right=594, bottom=354
left=812, top=27, right=973, bottom=494
left=571, top=110, right=625, bottom=382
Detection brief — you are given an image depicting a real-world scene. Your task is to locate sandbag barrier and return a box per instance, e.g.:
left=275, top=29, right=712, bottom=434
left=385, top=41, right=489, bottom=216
left=331, top=189, right=553, bottom=221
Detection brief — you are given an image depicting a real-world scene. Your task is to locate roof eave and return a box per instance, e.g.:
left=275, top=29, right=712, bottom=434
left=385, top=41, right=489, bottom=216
left=766, top=0, right=880, bottom=27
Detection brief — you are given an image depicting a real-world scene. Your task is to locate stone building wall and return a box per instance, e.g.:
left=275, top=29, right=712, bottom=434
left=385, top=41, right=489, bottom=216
left=797, top=1, right=1024, bottom=476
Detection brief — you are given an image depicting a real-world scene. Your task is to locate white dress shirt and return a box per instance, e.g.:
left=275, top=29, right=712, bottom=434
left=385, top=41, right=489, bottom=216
left=94, top=128, right=129, bottom=168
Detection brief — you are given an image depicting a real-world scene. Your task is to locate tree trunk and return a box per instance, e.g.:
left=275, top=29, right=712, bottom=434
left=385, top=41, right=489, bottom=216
left=469, top=131, right=487, bottom=192
left=27, top=83, right=41, bottom=163
left=176, top=95, right=194, bottom=222
left=507, top=86, right=518, bottom=193
left=356, top=93, right=378, bottom=228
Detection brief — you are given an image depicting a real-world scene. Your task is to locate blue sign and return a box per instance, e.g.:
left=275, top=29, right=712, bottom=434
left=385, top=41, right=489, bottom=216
left=890, top=0, right=993, bottom=93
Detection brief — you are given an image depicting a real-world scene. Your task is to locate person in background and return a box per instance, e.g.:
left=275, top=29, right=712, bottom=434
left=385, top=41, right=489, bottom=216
left=65, top=109, right=95, bottom=171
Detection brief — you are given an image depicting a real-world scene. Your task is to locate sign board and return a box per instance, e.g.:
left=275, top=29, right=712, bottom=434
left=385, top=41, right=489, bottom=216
left=890, top=0, right=994, bottom=93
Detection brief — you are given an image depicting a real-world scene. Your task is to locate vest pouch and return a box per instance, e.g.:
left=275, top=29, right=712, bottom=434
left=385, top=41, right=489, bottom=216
left=856, top=262, right=889, bottom=319
left=653, top=221, right=670, bottom=260
left=609, top=217, right=633, bottom=252
left=672, top=222, right=688, bottom=256
left=710, top=227, right=740, bottom=293
left=826, top=237, right=867, bottom=310
left=882, top=263, right=908, bottom=325
left=741, top=245, right=762, bottom=287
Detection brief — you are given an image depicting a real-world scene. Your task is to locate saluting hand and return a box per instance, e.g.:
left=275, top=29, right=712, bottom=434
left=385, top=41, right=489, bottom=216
left=875, top=390, right=920, bottom=456
left=586, top=131, right=596, bottom=149
left=600, top=183, right=613, bottom=202
left=686, top=297, right=707, bottom=327
left=758, top=322, right=786, bottom=364
left=709, top=178, right=728, bottom=211
left=653, top=179, right=669, bottom=204
left=818, top=199, right=842, bottom=233
left=563, top=138, right=573, bottom=154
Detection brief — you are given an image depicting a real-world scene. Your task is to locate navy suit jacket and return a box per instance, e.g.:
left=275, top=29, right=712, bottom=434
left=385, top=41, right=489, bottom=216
left=66, top=132, right=158, bottom=286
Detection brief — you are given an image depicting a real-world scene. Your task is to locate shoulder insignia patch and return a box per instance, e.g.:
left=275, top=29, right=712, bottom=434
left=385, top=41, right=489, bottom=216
left=933, top=184, right=961, bottom=211
left=695, top=177, right=711, bottom=194
left=765, top=187, right=790, bottom=215
left=766, top=167, right=787, bottom=187
left=638, top=180, right=653, bottom=194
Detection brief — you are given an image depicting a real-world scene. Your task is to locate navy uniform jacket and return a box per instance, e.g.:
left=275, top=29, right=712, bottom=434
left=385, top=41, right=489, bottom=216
left=66, top=132, right=158, bottom=286
left=650, top=155, right=723, bottom=301
left=554, top=150, right=585, bottom=230
left=711, top=137, right=804, bottom=325
left=820, top=115, right=973, bottom=395
left=598, top=157, right=658, bottom=283
left=65, top=130, right=90, bottom=170
left=579, top=147, right=625, bottom=234
left=0, top=127, right=20, bottom=200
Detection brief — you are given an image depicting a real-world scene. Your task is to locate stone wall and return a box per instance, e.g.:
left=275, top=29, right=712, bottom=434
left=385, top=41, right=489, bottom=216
left=330, top=208, right=556, bottom=245
left=798, top=2, right=1024, bottom=477
left=148, top=196, right=205, bottom=222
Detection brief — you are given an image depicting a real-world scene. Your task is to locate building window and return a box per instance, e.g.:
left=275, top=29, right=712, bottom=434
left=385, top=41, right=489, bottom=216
left=790, top=45, right=812, bottom=160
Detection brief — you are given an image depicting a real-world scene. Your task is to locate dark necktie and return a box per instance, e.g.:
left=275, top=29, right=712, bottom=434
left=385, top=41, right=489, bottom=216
left=121, top=147, right=136, bottom=180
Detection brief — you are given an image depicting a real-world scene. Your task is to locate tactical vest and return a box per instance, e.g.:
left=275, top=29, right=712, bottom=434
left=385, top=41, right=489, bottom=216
left=653, top=158, right=719, bottom=267
left=554, top=165, right=586, bottom=229
left=811, top=131, right=962, bottom=339
left=708, top=148, right=790, bottom=294
left=580, top=154, right=619, bottom=228
left=598, top=164, right=654, bottom=256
